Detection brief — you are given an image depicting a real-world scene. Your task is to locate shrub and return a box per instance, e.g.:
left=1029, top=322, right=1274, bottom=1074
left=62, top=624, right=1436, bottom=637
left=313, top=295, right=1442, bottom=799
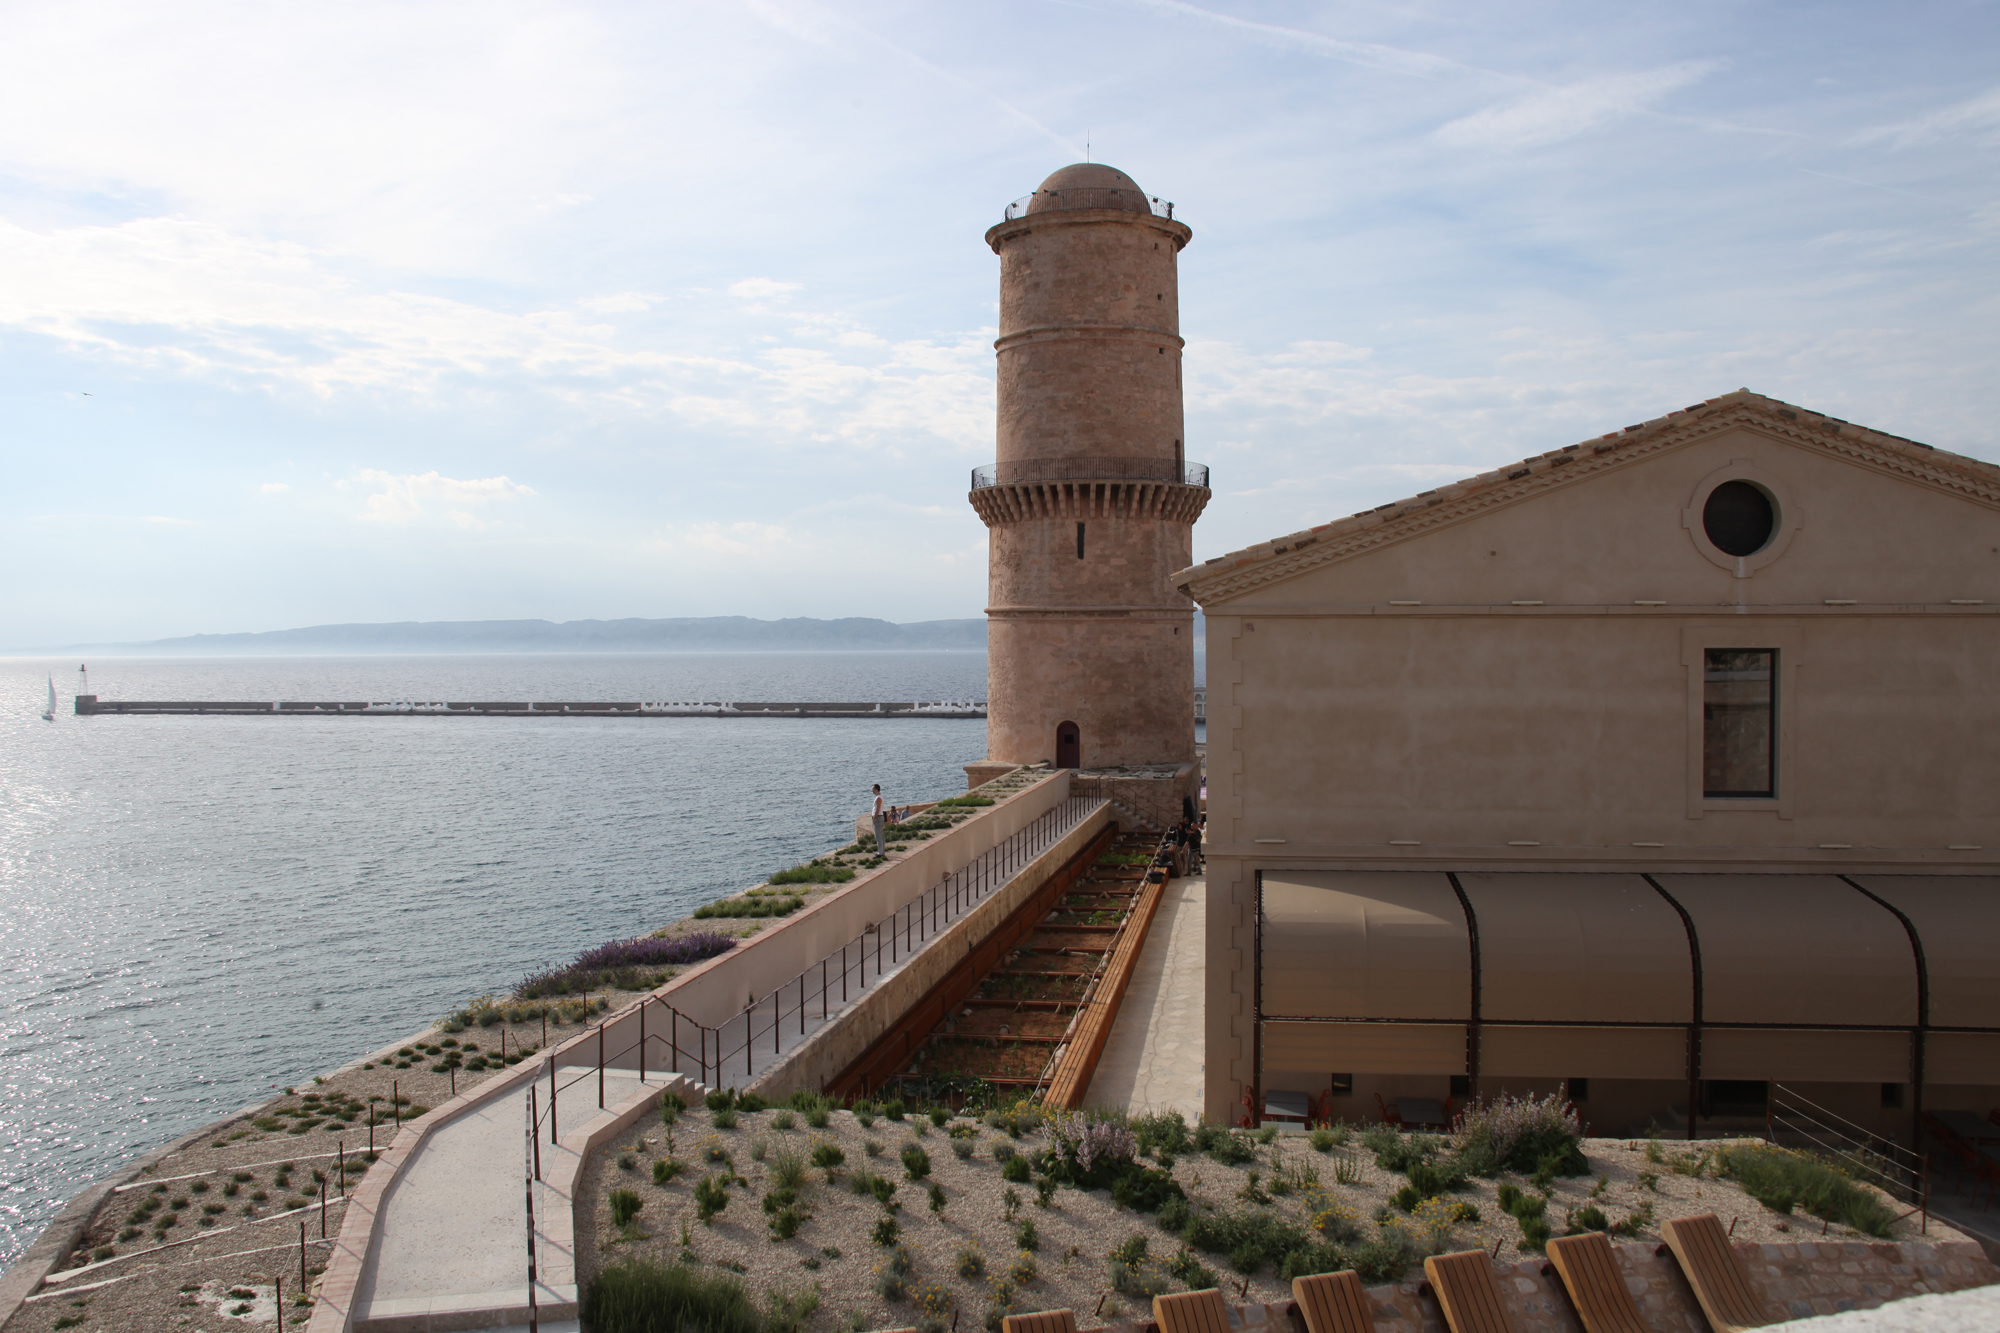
left=583, top=1258, right=762, bottom=1333
left=1193, top=1124, right=1258, bottom=1166
left=1451, top=1093, right=1588, bottom=1177
left=1014, top=1218, right=1039, bottom=1251
left=951, top=1138, right=975, bottom=1160
left=872, top=1216, right=902, bottom=1247
left=705, top=1089, right=736, bottom=1113
left=1363, top=1129, right=1442, bottom=1174
left=771, top=1110, right=796, bottom=1131
left=769, top=862, right=855, bottom=885
left=992, top=1142, right=1016, bottom=1163
left=1406, top=1156, right=1466, bottom=1198
left=1567, top=1204, right=1610, bottom=1234
left=1178, top=1202, right=1312, bottom=1275
left=927, top=1182, right=947, bottom=1214
left=516, top=933, right=734, bottom=1000
left=1713, top=1144, right=1898, bottom=1237
left=956, top=1244, right=986, bottom=1278
left=1168, top=1245, right=1220, bottom=1290
left=736, top=1092, right=770, bottom=1113
left=1001, top=1155, right=1031, bottom=1183
left=653, top=1158, right=684, bottom=1185
left=694, top=1176, right=730, bottom=1225
left=712, top=1109, right=738, bottom=1130
left=770, top=1147, right=808, bottom=1192
left=874, top=1245, right=915, bottom=1299
left=929, top=1108, right=951, bottom=1127
left=1518, top=1214, right=1554, bottom=1252
left=882, top=1099, right=907, bottom=1121
left=810, top=1142, right=845, bottom=1170
left=865, top=1138, right=884, bottom=1158
left=609, top=1189, right=643, bottom=1227
left=902, top=1145, right=932, bottom=1180
left=1007, top=1250, right=1038, bottom=1284
left=693, top=895, right=806, bottom=920
left=1134, top=1110, right=1191, bottom=1159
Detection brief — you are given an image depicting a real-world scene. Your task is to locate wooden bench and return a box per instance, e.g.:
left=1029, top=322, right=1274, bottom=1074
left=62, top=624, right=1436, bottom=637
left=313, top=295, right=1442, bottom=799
left=1422, top=1250, right=1515, bottom=1333
left=1545, top=1233, right=1649, bottom=1333
left=1154, top=1288, right=1232, bottom=1333
left=1001, top=1312, right=1079, bottom=1333
left=1292, top=1270, right=1376, bottom=1333
left=1660, top=1213, right=1774, bottom=1332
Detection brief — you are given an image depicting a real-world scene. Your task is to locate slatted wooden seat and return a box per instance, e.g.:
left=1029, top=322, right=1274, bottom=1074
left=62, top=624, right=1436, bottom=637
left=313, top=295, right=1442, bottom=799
left=1002, top=1312, right=1080, bottom=1333
left=1292, top=1269, right=1375, bottom=1333
left=1545, top=1233, right=1648, bottom=1333
left=1422, top=1250, right=1514, bottom=1333
left=1154, top=1287, right=1231, bottom=1333
left=1660, top=1213, right=1774, bottom=1332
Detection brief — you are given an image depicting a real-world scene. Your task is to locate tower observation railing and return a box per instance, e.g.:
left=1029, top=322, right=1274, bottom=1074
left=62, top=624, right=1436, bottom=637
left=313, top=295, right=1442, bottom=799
left=1004, top=191, right=1175, bottom=220
left=518, top=795, right=1105, bottom=1150
left=972, top=458, right=1209, bottom=490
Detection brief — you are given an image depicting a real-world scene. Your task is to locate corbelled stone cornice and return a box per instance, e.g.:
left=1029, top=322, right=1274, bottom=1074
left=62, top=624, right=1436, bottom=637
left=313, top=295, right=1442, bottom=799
left=970, top=479, right=1210, bottom=526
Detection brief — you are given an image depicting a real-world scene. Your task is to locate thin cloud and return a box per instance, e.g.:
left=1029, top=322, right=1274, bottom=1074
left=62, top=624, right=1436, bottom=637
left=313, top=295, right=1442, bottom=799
left=356, top=470, right=536, bottom=523
left=1855, top=86, right=2000, bottom=149
left=259, top=482, right=289, bottom=494
left=1117, top=0, right=1491, bottom=82
left=1436, top=62, right=1718, bottom=150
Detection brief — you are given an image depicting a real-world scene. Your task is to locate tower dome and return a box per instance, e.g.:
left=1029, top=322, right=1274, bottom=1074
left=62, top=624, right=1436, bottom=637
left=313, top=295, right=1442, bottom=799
left=1023, top=162, right=1156, bottom=215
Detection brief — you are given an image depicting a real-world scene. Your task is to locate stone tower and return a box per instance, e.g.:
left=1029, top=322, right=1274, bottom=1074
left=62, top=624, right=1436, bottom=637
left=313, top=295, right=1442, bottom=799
left=969, top=163, right=1208, bottom=777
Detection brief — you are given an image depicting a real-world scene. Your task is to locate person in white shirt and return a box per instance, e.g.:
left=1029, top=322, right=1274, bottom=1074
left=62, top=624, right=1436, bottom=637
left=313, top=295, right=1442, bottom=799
left=871, top=785, right=886, bottom=855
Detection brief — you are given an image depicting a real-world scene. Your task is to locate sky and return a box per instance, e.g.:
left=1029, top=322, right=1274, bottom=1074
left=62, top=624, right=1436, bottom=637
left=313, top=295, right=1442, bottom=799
left=3, top=0, right=1996, bottom=646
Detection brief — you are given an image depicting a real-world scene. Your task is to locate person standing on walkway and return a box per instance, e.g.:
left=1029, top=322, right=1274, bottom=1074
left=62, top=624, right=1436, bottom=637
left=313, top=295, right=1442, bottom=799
left=871, top=784, right=887, bottom=855
left=1187, top=816, right=1203, bottom=873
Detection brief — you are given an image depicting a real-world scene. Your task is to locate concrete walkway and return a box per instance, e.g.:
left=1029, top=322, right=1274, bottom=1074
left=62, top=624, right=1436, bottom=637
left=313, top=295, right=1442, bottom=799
left=352, top=1066, right=652, bottom=1330
left=1081, top=876, right=1204, bottom=1119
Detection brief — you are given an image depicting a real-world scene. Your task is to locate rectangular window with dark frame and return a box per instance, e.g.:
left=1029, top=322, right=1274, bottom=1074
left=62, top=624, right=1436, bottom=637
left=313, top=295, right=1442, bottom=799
left=1704, top=648, right=1776, bottom=797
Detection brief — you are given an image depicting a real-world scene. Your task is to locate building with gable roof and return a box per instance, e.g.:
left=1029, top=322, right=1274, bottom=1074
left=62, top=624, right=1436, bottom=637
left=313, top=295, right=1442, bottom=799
left=1172, top=389, right=2000, bottom=1142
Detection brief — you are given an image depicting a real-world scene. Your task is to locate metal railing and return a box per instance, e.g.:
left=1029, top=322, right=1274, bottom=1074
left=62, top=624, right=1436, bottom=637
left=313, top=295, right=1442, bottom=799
left=519, top=795, right=1105, bottom=1143
left=1766, top=1082, right=1929, bottom=1226
left=1070, top=774, right=1188, bottom=834
left=972, top=458, right=1209, bottom=490
left=1004, top=190, right=1175, bottom=221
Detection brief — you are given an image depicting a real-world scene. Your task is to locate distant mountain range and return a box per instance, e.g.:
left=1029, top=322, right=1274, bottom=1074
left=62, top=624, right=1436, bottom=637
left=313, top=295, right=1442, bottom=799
left=54, top=616, right=996, bottom=655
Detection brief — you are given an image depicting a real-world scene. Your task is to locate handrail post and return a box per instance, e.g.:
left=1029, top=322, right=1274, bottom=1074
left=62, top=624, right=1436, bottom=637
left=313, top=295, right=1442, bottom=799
left=639, top=999, right=647, bottom=1083
left=598, top=1023, right=605, bottom=1108
left=549, top=1057, right=557, bottom=1145
left=530, top=1085, right=541, bottom=1179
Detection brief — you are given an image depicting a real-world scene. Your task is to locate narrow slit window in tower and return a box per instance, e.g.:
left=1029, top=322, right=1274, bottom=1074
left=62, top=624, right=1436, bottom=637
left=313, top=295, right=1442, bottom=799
left=1076, top=522, right=1085, bottom=559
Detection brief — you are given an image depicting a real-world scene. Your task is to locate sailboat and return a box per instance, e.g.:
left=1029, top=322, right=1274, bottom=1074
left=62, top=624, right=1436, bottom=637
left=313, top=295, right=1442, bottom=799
left=42, top=675, right=57, bottom=722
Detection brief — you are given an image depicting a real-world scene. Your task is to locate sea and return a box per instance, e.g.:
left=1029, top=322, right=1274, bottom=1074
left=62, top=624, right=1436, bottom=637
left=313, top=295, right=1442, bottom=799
left=0, top=652, right=1013, bottom=1268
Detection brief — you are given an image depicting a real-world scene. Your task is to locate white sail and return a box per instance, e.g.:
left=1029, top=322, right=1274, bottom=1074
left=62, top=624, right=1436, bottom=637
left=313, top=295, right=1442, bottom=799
left=42, top=675, right=57, bottom=721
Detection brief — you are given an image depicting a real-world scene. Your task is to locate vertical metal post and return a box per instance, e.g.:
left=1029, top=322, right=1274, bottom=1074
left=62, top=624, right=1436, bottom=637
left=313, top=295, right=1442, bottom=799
left=393, top=1080, right=399, bottom=1127
left=549, top=1058, right=557, bottom=1144
left=598, top=1023, right=605, bottom=1108
left=672, top=1008, right=680, bottom=1074
left=639, top=1000, right=647, bottom=1083
left=531, top=1086, right=541, bottom=1180
left=338, top=1141, right=345, bottom=1198
left=525, top=1131, right=540, bottom=1333
left=821, top=959, right=828, bottom=1020
left=800, top=974, right=806, bottom=1034
left=843, top=944, right=849, bottom=1002
left=300, top=1222, right=307, bottom=1292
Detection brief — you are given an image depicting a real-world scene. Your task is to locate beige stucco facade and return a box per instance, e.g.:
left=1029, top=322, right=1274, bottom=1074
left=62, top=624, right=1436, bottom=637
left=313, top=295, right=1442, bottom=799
left=972, top=164, right=1207, bottom=772
left=1176, top=390, right=2000, bottom=1136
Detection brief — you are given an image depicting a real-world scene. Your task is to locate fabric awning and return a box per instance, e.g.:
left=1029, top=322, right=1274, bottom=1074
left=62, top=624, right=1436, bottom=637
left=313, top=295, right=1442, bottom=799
left=1263, top=1021, right=1466, bottom=1075
left=1480, top=1025, right=1687, bottom=1080
left=1851, top=876, right=2000, bottom=1029
left=1652, top=875, right=1917, bottom=1027
left=1456, top=873, right=1692, bottom=1025
left=1259, top=871, right=1469, bottom=1021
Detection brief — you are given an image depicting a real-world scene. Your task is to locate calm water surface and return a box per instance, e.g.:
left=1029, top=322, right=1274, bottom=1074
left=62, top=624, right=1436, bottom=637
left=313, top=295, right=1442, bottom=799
left=0, top=653, right=990, bottom=1266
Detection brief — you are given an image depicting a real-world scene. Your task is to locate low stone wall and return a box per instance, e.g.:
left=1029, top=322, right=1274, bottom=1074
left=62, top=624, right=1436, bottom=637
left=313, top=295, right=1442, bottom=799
left=1077, top=1237, right=1998, bottom=1333
left=746, top=802, right=1116, bottom=1097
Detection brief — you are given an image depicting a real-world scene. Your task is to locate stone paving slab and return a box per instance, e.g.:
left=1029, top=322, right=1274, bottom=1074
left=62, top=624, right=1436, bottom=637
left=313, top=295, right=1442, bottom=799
left=353, top=1067, right=652, bottom=1327
left=1081, top=876, right=1204, bottom=1117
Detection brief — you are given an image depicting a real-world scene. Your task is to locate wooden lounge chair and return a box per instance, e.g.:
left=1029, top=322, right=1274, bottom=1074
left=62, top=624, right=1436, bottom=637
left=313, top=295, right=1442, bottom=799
left=1001, top=1313, right=1079, bottom=1333
left=1422, top=1250, right=1513, bottom=1333
left=1292, top=1269, right=1375, bottom=1333
left=1154, top=1287, right=1231, bottom=1333
left=1660, top=1213, right=1773, bottom=1331
left=1545, top=1233, right=1648, bottom=1333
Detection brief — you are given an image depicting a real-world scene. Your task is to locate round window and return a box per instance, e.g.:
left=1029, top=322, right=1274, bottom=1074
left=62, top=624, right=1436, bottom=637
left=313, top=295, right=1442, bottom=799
left=1702, top=480, right=1775, bottom=557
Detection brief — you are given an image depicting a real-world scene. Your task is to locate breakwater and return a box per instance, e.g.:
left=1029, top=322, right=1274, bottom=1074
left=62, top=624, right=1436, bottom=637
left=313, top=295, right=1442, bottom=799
left=72, top=695, right=986, bottom=718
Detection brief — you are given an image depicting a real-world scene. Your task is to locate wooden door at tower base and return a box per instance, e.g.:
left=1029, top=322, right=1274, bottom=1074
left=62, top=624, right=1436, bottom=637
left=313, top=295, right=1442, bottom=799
left=1056, top=721, right=1080, bottom=769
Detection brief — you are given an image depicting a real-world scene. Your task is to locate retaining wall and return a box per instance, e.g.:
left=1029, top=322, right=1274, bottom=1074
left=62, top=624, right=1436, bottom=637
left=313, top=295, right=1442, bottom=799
left=745, top=802, right=1116, bottom=1097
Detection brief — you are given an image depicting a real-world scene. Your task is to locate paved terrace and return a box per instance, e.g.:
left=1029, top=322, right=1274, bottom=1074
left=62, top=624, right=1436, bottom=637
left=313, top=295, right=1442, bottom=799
left=314, top=773, right=1104, bottom=1333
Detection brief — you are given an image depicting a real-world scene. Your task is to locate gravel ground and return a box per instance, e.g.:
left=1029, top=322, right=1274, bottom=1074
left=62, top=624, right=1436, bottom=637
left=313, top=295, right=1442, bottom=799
left=577, top=1105, right=1969, bottom=1333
